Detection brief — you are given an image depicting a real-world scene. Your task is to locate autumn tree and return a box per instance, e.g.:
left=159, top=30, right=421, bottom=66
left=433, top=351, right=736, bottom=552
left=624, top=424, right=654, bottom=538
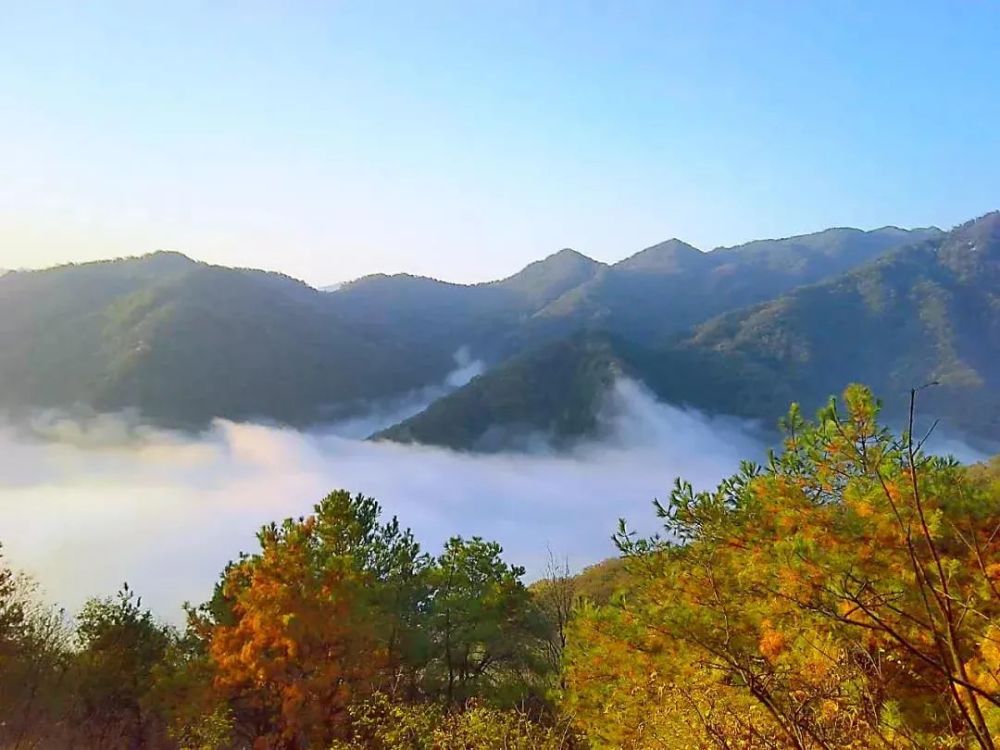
left=330, top=691, right=579, bottom=749
left=202, top=490, right=427, bottom=748
left=532, top=551, right=579, bottom=686
left=566, top=385, right=1000, bottom=749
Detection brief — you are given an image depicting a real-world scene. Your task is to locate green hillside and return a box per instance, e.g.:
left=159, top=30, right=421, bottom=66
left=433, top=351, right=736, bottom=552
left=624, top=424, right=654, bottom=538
left=681, top=212, right=1000, bottom=438
left=0, top=252, right=452, bottom=427
left=0, top=223, right=954, bottom=431
left=526, top=226, right=943, bottom=343
left=379, top=214, right=999, bottom=450
left=373, top=334, right=623, bottom=450
left=331, top=226, right=940, bottom=358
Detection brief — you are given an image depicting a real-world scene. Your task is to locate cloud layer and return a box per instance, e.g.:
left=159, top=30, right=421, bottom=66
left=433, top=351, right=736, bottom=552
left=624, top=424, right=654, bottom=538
left=321, top=347, right=486, bottom=439
left=0, top=379, right=771, bottom=622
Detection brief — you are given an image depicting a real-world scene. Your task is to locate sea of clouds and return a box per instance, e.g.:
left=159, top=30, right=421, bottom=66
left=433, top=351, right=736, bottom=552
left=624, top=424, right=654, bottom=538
left=0, top=369, right=770, bottom=622
left=0, top=357, right=986, bottom=624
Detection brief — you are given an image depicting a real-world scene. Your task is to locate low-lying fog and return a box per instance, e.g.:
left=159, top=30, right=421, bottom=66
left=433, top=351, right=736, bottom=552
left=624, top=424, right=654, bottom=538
left=0, top=374, right=985, bottom=623
left=0, top=378, right=769, bottom=621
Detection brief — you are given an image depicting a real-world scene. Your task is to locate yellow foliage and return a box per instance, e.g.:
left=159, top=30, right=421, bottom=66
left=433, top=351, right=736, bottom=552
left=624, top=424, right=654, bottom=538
left=759, top=626, right=788, bottom=662
left=565, top=386, right=1000, bottom=749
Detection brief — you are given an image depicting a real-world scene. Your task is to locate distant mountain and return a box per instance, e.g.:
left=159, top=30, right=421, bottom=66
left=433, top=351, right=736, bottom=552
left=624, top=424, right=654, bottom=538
left=612, top=238, right=707, bottom=274
left=491, top=247, right=608, bottom=306
left=524, top=226, right=943, bottom=344
left=331, top=226, right=941, bottom=359
left=378, top=215, right=999, bottom=450
left=0, top=223, right=951, bottom=432
left=374, top=331, right=763, bottom=449
left=325, top=247, right=610, bottom=361
left=677, top=212, right=1000, bottom=440
left=0, top=252, right=453, bottom=427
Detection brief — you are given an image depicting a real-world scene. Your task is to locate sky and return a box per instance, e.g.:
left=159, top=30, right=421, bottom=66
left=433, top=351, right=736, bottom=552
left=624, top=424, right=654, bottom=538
left=1, top=1, right=998, bottom=286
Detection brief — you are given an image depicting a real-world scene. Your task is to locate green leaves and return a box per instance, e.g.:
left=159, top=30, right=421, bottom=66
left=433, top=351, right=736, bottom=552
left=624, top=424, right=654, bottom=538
left=424, top=536, right=552, bottom=705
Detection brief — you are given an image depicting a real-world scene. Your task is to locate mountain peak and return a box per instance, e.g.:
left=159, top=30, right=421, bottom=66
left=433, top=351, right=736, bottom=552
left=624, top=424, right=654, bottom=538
left=944, top=211, right=1000, bottom=249
left=614, top=238, right=705, bottom=273
left=542, top=247, right=602, bottom=267
left=960, top=210, right=1000, bottom=233
left=871, top=224, right=943, bottom=236
left=133, top=250, right=198, bottom=271
left=492, top=248, right=605, bottom=304
left=938, top=211, right=1000, bottom=275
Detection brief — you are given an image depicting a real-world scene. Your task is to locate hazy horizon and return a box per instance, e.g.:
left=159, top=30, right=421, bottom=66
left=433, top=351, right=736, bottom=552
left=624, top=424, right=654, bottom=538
left=3, top=2, right=998, bottom=285
left=1, top=218, right=953, bottom=288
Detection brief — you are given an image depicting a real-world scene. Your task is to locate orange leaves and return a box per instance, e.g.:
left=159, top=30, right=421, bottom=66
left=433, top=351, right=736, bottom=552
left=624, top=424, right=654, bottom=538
left=758, top=624, right=788, bottom=662
left=986, top=563, right=1000, bottom=584
left=775, top=564, right=814, bottom=602
left=836, top=600, right=867, bottom=625
left=853, top=500, right=874, bottom=519
left=207, top=510, right=387, bottom=747
left=818, top=698, right=840, bottom=722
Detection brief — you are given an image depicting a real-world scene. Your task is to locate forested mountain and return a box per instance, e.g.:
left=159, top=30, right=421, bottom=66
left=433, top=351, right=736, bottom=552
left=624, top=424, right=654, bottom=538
left=331, top=225, right=940, bottom=357
left=682, top=211, right=1000, bottom=439
left=374, top=334, right=625, bottom=450
left=0, top=252, right=454, bottom=427
left=375, top=331, right=771, bottom=449
left=0, top=222, right=953, bottom=432
left=381, top=214, right=999, bottom=449
left=521, top=226, right=942, bottom=344
left=324, top=247, right=611, bottom=360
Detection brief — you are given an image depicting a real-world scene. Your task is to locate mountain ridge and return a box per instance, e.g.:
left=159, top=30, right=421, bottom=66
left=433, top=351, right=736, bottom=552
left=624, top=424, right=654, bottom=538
left=376, top=214, right=998, bottom=451
left=0, top=221, right=965, bottom=437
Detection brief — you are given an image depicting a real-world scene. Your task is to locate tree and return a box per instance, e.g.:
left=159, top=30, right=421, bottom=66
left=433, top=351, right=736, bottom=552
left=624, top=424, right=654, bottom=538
left=147, top=625, right=235, bottom=750
left=72, top=584, right=174, bottom=748
left=0, top=546, right=71, bottom=748
left=204, top=490, right=426, bottom=748
left=424, top=536, right=552, bottom=705
left=532, top=550, right=579, bottom=685
left=566, top=385, right=1000, bottom=748
left=330, top=691, right=579, bottom=749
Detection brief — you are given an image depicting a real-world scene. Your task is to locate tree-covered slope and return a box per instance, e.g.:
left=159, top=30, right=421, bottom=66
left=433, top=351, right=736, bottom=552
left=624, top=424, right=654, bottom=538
left=332, top=226, right=940, bottom=357
left=0, top=223, right=948, bottom=431
left=527, top=226, right=943, bottom=343
left=326, top=247, right=610, bottom=361
left=379, top=215, right=999, bottom=450
left=0, top=252, right=453, bottom=427
left=680, top=212, right=1000, bottom=438
left=373, top=330, right=781, bottom=450
left=373, top=334, right=625, bottom=450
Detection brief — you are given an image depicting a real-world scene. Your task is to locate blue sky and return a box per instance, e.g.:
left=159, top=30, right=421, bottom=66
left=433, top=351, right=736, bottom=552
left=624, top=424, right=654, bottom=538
left=1, top=1, right=997, bottom=285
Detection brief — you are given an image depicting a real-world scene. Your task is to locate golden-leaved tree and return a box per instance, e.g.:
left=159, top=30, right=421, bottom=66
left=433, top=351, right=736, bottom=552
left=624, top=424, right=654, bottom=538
left=185, top=490, right=557, bottom=748
left=565, top=385, right=1000, bottom=749
left=197, top=490, right=426, bottom=749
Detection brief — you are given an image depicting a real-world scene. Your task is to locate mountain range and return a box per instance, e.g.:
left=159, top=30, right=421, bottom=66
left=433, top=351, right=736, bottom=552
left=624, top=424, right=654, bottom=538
left=3, top=214, right=997, bottom=450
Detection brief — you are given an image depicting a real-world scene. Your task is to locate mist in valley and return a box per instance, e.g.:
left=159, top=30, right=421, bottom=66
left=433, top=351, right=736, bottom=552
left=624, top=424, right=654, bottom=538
left=3, top=358, right=989, bottom=624
left=319, top=346, right=486, bottom=439
left=0, top=376, right=769, bottom=622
